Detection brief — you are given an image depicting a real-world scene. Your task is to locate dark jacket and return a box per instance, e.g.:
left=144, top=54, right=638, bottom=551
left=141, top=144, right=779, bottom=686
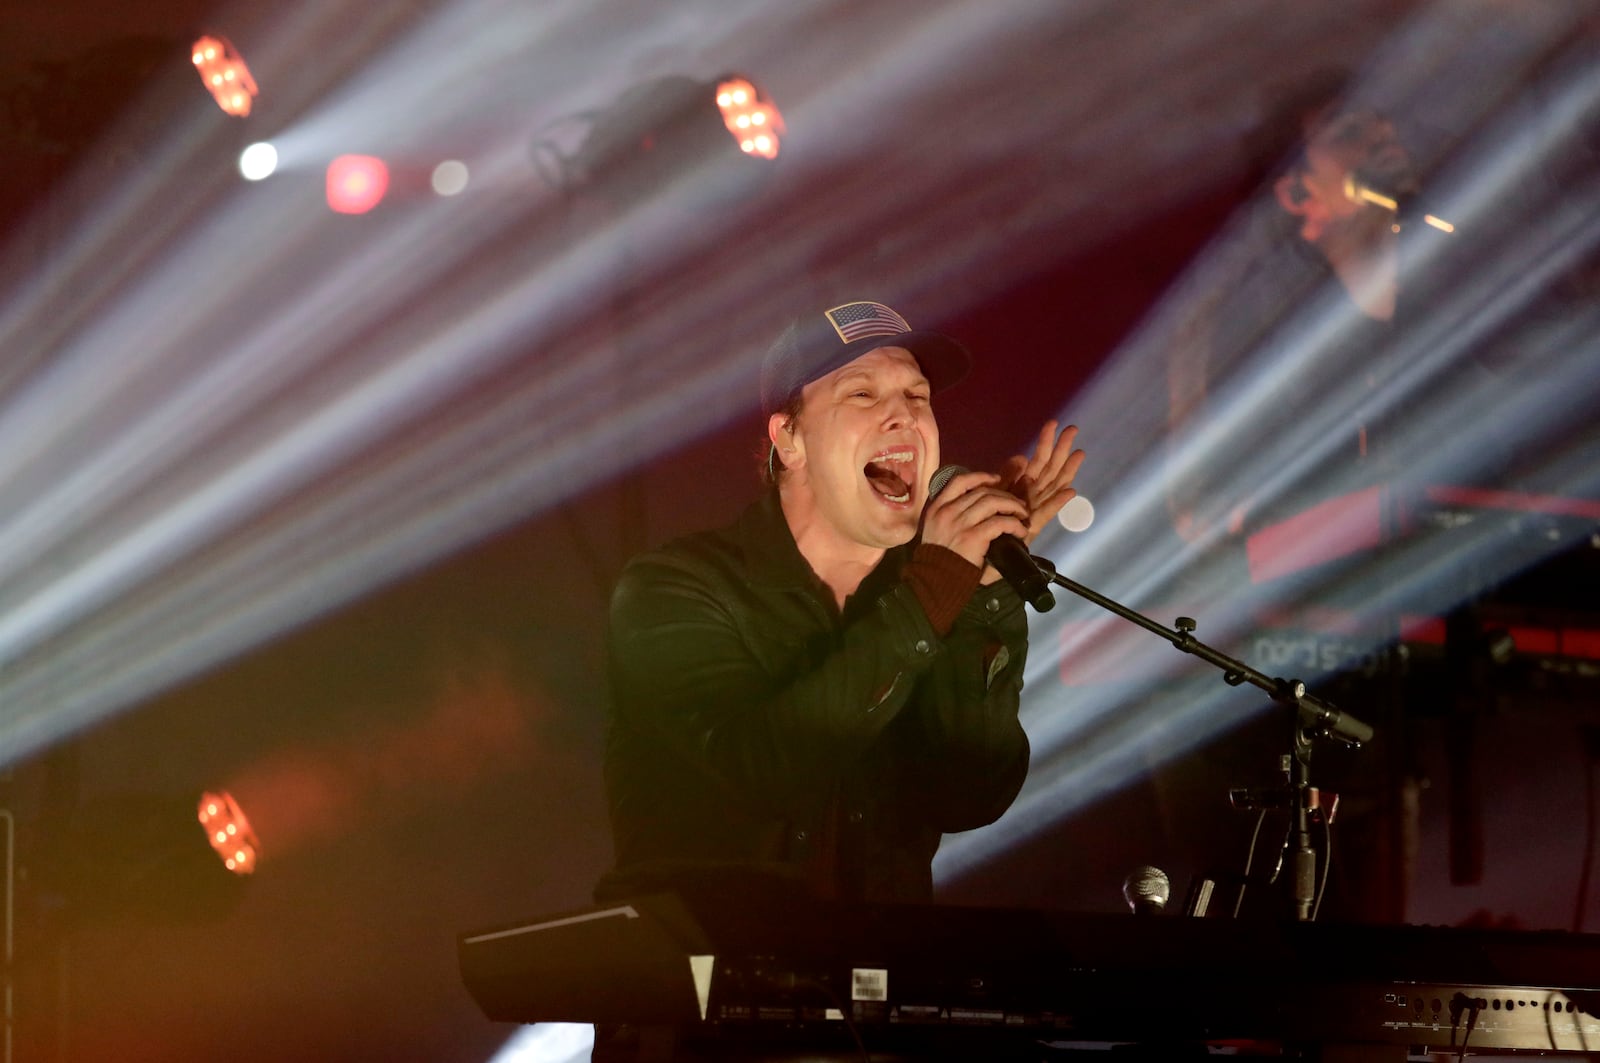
left=597, top=489, right=1031, bottom=904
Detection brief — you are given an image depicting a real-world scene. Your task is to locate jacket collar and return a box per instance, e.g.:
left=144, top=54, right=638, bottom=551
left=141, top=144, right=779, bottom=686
left=737, top=488, right=911, bottom=591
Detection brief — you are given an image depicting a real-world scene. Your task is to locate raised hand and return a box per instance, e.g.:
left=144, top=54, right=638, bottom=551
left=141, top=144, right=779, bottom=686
left=997, top=420, right=1085, bottom=546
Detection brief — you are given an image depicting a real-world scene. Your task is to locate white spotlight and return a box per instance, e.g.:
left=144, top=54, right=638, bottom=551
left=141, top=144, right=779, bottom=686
left=431, top=160, right=469, bottom=197
left=1058, top=494, right=1095, bottom=533
left=238, top=142, right=279, bottom=181
left=488, top=1023, right=594, bottom=1063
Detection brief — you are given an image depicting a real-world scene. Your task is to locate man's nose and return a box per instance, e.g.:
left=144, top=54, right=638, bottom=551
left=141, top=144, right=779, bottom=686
left=882, top=394, right=917, bottom=427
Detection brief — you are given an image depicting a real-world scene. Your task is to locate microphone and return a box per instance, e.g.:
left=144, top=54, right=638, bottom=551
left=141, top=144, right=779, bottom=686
left=1342, top=173, right=1454, bottom=233
left=1122, top=865, right=1171, bottom=915
left=927, top=465, right=1055, bottom=612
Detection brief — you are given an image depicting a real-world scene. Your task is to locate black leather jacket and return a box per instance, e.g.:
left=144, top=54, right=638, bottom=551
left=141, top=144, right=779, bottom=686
left=596, top=489, right=1031, bottom=903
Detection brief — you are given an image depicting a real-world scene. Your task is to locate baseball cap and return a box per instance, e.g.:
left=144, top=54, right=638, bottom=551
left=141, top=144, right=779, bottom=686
left=760, top=300, right=971, bottom=417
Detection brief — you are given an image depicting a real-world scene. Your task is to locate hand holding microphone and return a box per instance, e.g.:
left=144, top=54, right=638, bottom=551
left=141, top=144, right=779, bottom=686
left=921, top=466, right=1030, bottom=565
left=926, top=465, right=1056, bottom=612
left=923, top=421, right=1085, bottom=612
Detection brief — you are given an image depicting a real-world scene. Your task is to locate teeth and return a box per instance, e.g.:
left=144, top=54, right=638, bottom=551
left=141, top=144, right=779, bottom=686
left=865, top=449, right=915, bottom=505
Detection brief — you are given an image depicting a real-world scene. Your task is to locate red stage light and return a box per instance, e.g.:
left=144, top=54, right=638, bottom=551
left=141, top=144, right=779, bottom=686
left=197, top=791, right=260, bottom=875
left=715, top=76, right=784, bottom=160
left=191, top=35, right=258, bottom=118
left=326, top=155, right=390, bottom=215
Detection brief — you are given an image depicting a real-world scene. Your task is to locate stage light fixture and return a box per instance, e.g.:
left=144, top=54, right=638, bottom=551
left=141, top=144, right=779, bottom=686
left=33, top=792, right=252, bottom=922
left=1058, top=495, right=1096, bottom=533
left=190, top=35, right=258, bottom=118
left=714, top=76, right=785, bottom=160
left=488, top=1023, right=595, bottom=1063
left=326, top=154, right=391, bottom=214
left=238, top=141, right=278, bottom=181
left=197, top=791, right=259, bottom=875
left=561, top=72, right=784, bottom=199
left=432, top=159, right=470, bottom=197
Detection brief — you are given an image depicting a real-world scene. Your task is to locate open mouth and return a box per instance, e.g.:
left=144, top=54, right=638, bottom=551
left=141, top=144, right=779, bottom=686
left=863, top=450, right=916, bottom=505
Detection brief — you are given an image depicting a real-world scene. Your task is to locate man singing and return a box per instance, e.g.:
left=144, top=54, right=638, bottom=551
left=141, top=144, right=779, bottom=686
left=596, top=299, right=1082, bottom=905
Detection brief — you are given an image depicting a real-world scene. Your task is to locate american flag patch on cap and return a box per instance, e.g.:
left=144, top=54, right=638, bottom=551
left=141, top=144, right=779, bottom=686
left=825, top=301, right=912, bottom=344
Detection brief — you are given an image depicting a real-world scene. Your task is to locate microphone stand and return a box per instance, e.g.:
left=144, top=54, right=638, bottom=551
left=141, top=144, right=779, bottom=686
left=1031, top=558, right=1373, bottom=921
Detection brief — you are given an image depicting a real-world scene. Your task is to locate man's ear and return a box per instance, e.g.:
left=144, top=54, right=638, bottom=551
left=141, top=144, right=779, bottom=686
left=767, top=412, right=802, bottom=468
left=1274, top=171, right=1326, bottom=241
left=1274, top=172, right=1309, bottom=213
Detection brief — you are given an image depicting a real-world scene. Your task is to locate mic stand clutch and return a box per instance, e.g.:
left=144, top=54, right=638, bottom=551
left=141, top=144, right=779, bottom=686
left=1030, top=557, right=1373, bottom=921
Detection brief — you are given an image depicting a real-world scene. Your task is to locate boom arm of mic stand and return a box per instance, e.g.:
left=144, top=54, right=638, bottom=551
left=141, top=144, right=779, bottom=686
left=1032, top=558, right=1374, bottom=746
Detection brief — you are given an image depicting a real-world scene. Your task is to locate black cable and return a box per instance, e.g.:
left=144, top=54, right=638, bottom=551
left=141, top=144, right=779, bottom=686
left=1266, top=811, right=1295, bottom=887
left=1233, top=809, right=1270, bottom=918
left=1312, top=813, right=1332, bottom=921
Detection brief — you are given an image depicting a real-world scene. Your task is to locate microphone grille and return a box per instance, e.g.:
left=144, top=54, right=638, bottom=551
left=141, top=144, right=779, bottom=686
left=1122, top=865, right=1171, bottom=913
left=928, top=464, right=968, bottom=499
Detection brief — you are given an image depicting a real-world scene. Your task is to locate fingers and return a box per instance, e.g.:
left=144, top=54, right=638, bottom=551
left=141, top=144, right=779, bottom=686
left=997, top=454, right=1028, bottom=491
left=930, top=469, right=1012, bottom=503
left=924, top=421, right=1085, bottom=558
left=1005, top=422, right=1076, bottom=479
left=948, top=497, right=1030, bottom=538
left=1013, top=420, right=1057, bottom=482
left=930, top=468, right=1001, bottom=500
left=1029, top=419, right=1061, bottom=473
left=1031, top=421, right=1080, bottom=485
left=929, top=473, right=1029, bottom=527
left=995, top=421, right=1085, bottom=543
left=1027, top=485, right=1078, bottom=534
left=921, top=472, right=1031, bottom=567
left=1042, top=443, right=1086, bottom=499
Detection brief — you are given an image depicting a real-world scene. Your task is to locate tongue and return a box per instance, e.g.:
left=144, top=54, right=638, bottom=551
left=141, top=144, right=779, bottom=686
left=865, top=463, right=910, bottom=499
